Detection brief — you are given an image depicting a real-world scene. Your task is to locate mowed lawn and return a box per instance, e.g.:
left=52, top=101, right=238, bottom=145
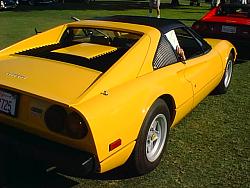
left=0, top=1, right=249, bottom=187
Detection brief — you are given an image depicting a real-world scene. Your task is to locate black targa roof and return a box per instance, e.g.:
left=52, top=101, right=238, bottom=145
left=92, top=15, right=186, bottom=33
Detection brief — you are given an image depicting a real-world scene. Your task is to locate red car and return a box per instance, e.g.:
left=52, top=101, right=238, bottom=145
left=192, top=3, right=250, bottom=58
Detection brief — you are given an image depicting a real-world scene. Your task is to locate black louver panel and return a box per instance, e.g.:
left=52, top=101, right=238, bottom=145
left=153, top=37, right=177, bottom=69
left=16, top=44, right=127, bottom=73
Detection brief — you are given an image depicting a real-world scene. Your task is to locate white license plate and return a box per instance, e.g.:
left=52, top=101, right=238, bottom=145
left=0, top=89, right=19, bottom=117
left=222, top=25, right=236, bottom=34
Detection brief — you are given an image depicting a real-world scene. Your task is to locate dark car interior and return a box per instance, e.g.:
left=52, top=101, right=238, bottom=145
left=217, top=3, right=250, bottom=17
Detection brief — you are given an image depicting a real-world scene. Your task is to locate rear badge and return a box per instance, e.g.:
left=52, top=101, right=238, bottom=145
left=6, top=72, right=27, bottom=80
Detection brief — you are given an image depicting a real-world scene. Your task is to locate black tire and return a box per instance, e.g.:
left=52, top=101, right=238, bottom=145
left=130, top=99, right=170, bottom=175
left=214, top=53, right=234, bottom=94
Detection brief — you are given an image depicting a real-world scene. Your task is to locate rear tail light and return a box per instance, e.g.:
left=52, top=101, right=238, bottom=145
left=65, top=112, right=88, bottom=139
left=44, top=105, right=67, bottom=132
left=44, top=105, right=88, bottom=139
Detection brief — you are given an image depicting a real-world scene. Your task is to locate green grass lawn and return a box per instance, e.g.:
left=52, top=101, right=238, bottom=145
left=0, top=1, right=249, bottom=187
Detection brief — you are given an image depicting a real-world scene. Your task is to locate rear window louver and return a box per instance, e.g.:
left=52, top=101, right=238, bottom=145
left=16, top=43, right=127, bottom=72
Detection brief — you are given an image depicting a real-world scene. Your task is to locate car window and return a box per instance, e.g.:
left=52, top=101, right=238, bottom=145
left=153, top=36, right=178, bottom=69
left=174, top=28, right=204, bottom=60
left=60, top=27, right=141, bottom=48
left=187, top=28, right=211, bottom=53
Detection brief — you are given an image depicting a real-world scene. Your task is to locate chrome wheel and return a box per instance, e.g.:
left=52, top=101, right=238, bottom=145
left=224, top=58, right=233, bottom=88
left=146, top=114, right=168, bottom=162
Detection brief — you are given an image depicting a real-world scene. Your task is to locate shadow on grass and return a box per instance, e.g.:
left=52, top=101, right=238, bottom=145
left=236, top=58, right=250, bottom=64
left=0, top=154, right=138, bottom=188
left=86, top=164, right=138, bottom=180
left=1, top=172, right=79, bottom=188
left=0, top=155, right=76, bottom=188
left=236, top=52, right=250, bottom=62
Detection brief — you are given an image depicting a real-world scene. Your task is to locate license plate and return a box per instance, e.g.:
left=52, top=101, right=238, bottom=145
left=0, top=89, right=19, bottom=117
left=222, top=25, right=236, bottom=34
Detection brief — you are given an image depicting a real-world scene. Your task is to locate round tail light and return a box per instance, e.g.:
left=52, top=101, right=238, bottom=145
left=65, top=112, right=88, bottom=139
left=44, top=105, right=67, bottom=132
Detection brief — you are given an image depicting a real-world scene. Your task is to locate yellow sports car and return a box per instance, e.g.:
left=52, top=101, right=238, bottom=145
left=0, top=15, right=236, bottom=175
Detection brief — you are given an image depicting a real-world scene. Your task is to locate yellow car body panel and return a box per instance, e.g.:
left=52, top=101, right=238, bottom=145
left=73, top=62, right=194, bottom=164
left=99, top=141, right=136, bottom=173
left=53, top=43, right=118, bottom=59
left=0, top=55, right=102, bottom=104
left=73, top=34, right=156, bottom=103
left=0, top=25, right=65, bottom=57
left=0, top=17, right=236, bottom=174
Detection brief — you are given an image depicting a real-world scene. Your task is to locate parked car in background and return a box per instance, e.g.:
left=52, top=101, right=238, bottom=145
left=0, top=0, right=18, bottom=9
left=20, top=0, right=56, bottom=5
left=192, top=3, right=250, bottom=58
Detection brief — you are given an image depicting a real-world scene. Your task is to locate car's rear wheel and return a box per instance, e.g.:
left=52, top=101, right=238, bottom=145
left=214, top=53, right=234, bottom=94
left=130, top=99, right=170, bottom=175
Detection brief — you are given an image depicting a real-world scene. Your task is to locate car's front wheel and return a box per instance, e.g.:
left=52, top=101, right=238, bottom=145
left=214, top=53, right=234, bottom=94
left=130, top=99, right=170, bottom=175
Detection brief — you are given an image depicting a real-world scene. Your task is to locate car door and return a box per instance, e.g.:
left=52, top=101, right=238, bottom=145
left=151, top=36, right=194, bottom=123
left=174, top=27, right=222, bottom=108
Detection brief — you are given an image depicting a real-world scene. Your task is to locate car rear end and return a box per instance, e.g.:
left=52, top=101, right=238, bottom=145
left=192, top=4, right=250, bottom=58
left=0, top=32, right=122, bottom=175
left=0, top=56, right=101, bottom=175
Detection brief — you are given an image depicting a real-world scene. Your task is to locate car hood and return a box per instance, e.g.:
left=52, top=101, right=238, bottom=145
left=0, top=55, right=102, bottom=104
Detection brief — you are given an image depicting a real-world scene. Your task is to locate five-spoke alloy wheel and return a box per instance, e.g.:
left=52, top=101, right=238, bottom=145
left=130, top=99, right=170, bottom=175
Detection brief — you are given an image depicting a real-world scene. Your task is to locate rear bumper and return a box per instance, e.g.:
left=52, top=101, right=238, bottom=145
left=0, top=123, right=96, bottom=176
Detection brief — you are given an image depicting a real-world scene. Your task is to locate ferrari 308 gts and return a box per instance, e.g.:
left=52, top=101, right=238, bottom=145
left=0, top=16, right=236, bottom=175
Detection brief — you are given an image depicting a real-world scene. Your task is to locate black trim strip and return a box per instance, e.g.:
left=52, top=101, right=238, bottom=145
left=16, top=43, right=127, bottom=72
left=92, top=15, right=185, bottom=33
